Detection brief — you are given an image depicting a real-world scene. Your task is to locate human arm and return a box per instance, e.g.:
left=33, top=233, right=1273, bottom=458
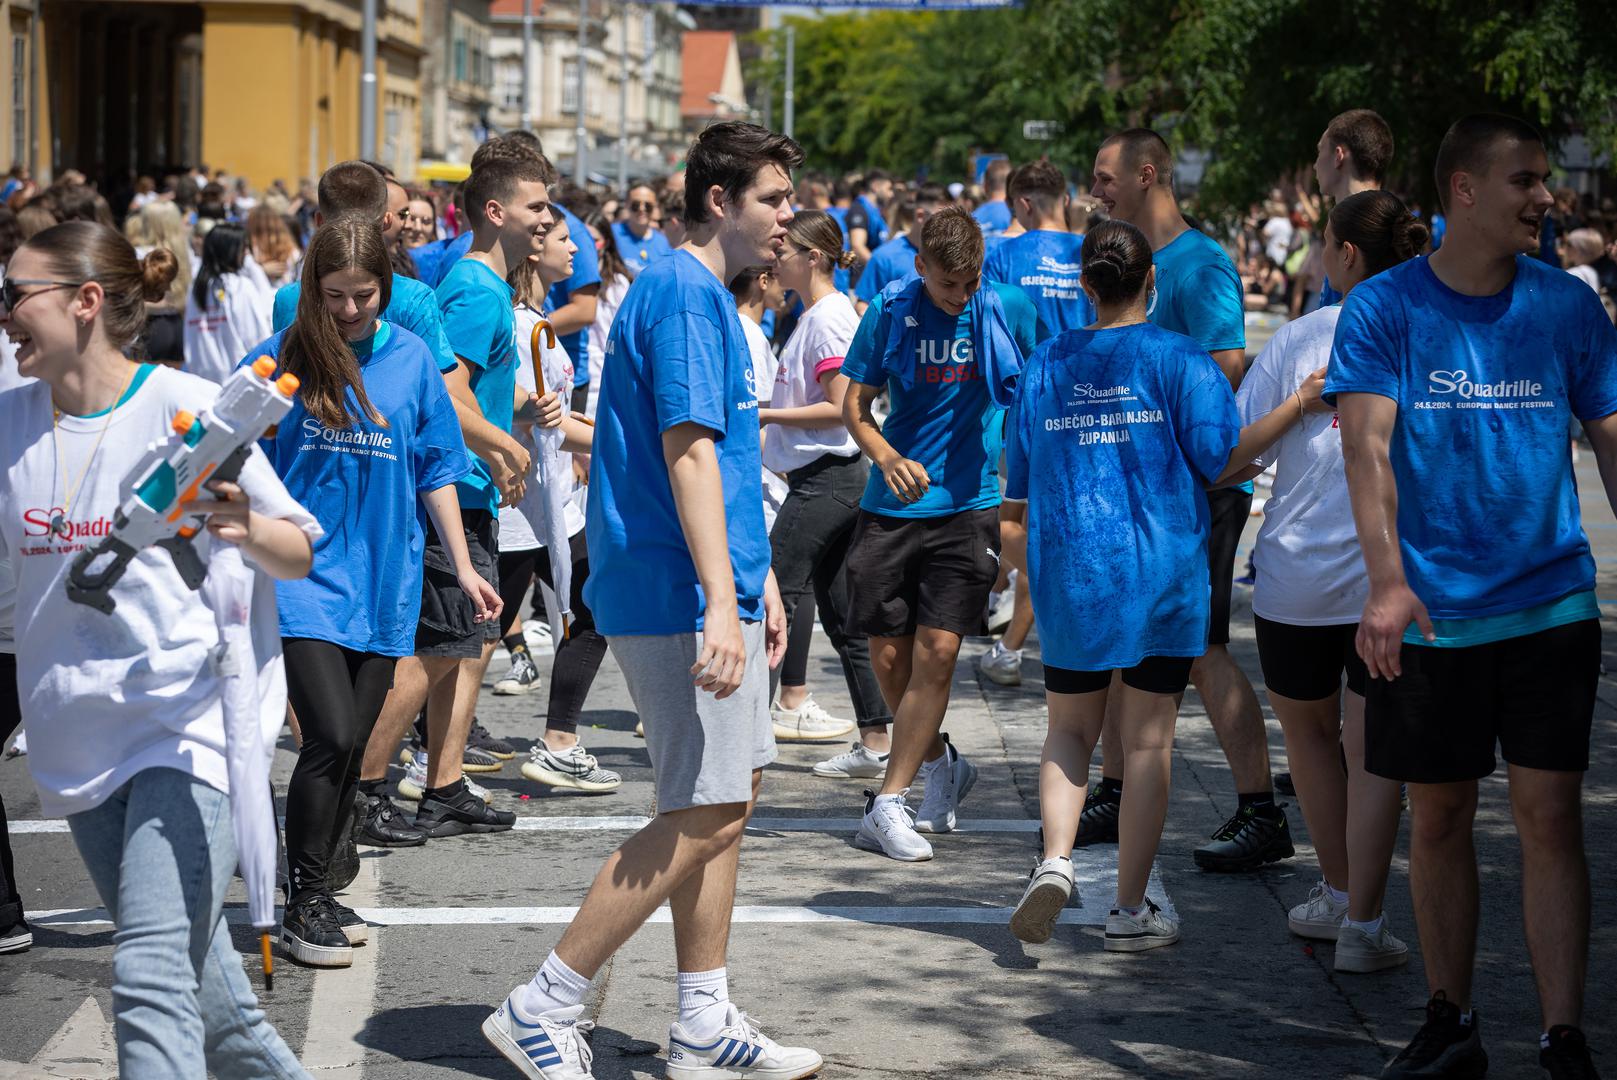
left=764, top=569, right=787, bottom=668
left=1338, top=391, right=1434, bottom=678
left=419, top=484, right=501, bottom=622
left=442, top=359, right=530, bottom=506
left=187, top=479, right=313, bottom=580
left=1213, top=366, right=1329, bottom=484
left=1210, top=347, right=1247, bottom=389
left=843, top=380, right=929, bottom=503
left=760, top=369, right=850, bottom=428
left=662, top=421, right=746, bottom=698
left=546, top=284, right=599, bottom=338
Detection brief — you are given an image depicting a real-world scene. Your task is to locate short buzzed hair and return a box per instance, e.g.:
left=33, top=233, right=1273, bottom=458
left=317, top=161, right=388, bottom=221
left=1101, top=128, right=1174, bottom=186
left=471, top=135, right=558, bottom=187
left=462, top=158, right=551, bottom=228
left=1325, top=109, right=1394, bottom=185
left=920, top=205, right=984, bottom=275
left=913, top=182, right=948, bottom=209
left=1433, top=113, right=1546, bottom=212
left=983, top=158, right=1012, bottom=192
left=1008, top=159, right=1067, bottom=209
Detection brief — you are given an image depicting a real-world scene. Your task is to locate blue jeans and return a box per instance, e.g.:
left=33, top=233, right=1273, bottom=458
left=68, top=767, right=309, bottom=1079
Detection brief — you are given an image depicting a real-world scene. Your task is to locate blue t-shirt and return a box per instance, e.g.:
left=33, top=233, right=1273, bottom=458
left=983, top=229, right=1095, bottom=343
left=842, top=281, right=1036, bottom=519
left=246, top=323, right=471, bottom=656
left=411, top=232, right=472, bottom=289
left=437, top=257, right=519, bottom=514
left=544, top=207, right=602, bottom=385
left=1006, top=323, right=1240, bottom=670
left=612, top=220, right=673, bottom=278
left=855, top=195, right=889, bottom=248
left=974, top=200, right=1013, bottom=243
left=825, top=206, right=853, bottom=294
left=1325, top=255, right=1617, bottom=620
left=584, top=251, right=770, bottom=635
left=273, top=277, right=459, bottom=374
left=1316, top=277, right=1343, bottom=310
left=855, top=234, right=919, bottom=305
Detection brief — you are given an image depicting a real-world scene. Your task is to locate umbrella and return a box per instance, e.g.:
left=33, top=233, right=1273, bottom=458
left=520, top=318, right=575, bottom=641
left=200, top=543, right=279, bottom=989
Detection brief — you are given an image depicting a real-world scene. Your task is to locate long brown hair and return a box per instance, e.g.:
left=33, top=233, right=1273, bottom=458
left=281, top=217, right=390, bottom=430
left=247, top=204, right=296, bottom=265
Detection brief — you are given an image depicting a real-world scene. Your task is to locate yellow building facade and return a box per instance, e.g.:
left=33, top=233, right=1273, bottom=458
left=1, top=0, right=424, bottom=191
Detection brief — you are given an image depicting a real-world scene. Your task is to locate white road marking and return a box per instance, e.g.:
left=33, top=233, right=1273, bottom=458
left=0, top=996, right=118, bottom=1079
left=298, top=852, right=381, bottom=1077
left=11, top=816, right=1043, bottom=835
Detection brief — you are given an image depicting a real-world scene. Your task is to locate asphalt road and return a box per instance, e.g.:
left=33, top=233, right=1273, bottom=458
left=2, top=457, right=1614, bottom=1079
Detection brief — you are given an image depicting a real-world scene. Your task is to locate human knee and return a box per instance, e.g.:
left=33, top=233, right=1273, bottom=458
left=1409, top=789, right=1476, bottom=845
left=1513, top=789, right=1583, bottom=849
left=675, top=802, right=750, bottom=858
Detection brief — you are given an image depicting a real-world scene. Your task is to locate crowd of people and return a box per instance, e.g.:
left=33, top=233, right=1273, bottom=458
left=0, top=106, right=1611, bottom=1080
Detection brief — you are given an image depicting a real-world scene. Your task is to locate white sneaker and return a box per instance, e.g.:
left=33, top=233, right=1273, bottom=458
left=666, top=1004, right=822, bottom=1080
left=1334, top=921, right=1410, bottom=973
left=482, top=994, right=595, bottom=1079
left=523, top=619, right=557, bottom=656
left=1287, top=881, right=1349, bottom=940
left=976, top=641, right=1023, bottom=686
left=811, top=743, right=888, bottom=779
left=397, top=754, right=492, bottom=804
left=986, top=572, right=1017, bottom=634
left=1104, top=898, right=1180, bottom=952
left=1010, top=856, right=1075, bottom=944
left=771, top=695, right=855, bottom=742
left=4, top=730, right=25, bottom=757
left=522, top=744, right=622, bottom=793
left=913, top=736, right=977, bottom=833
left=854, top=790, right=933, bottom=862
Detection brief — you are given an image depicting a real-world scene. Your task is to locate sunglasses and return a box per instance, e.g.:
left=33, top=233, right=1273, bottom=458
left=2, top=278, right=82, bottom=313
left=629, top=200, right=656, bottom=213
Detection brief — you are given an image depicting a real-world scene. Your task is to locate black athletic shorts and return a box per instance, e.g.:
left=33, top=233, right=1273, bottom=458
left=415, top=509, right=501, bottom=658
left=1254, top=615, right=1368, bottom=700
left=1206, top=487, right=1252, bottom=646
left=1046, top=655, right=1195, bottom=696
left=1364, top=618, right=1599, bottom=784
left=845, top=507, right=1001, bottom=638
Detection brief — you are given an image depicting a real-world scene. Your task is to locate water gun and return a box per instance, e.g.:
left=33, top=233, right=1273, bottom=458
left=66, top=357, right=301, bottom=614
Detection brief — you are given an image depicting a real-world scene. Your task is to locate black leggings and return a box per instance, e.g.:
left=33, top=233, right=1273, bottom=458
left=283, top=640, right=396, bottom=901
left=0, top=653, right=21, bottom=926
left=779, top=596, right=817, bottom=687
left=496, top=530, right=608, bottom=735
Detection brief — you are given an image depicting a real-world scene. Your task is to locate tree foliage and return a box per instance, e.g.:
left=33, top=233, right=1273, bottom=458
left=749, top=0, right=1617, bottom=215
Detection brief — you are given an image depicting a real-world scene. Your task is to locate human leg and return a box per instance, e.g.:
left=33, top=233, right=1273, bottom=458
left=1037, top=673, right=1108, bottom=862
left=359, top=655, right=436, bottom=786
left=1269, top=689, right=1348, bottom=889
left=541, top=539, right=611, bottom=745
left=282, top=639, right=369, bottom=902
left=878, top=626, right=963, bottom=797
left=0, top=653, right=26, bottom=950
left=1340, top=689, right=1402, bottom=923
left=1510, top=767, right=1589, bottom=1030
left=1113, top=681, right=1181, bottom=908
left=1406, top=780, right=1481, bottom=1008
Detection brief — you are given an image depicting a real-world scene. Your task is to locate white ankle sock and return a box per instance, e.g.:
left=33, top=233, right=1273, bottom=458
left=1344, top=915, right=1384, bottom=935
left=1322, top=881, right=1349, bottom=906
left=516, top=951, right=591, bottom=1019
left=677, top=968, right=730, bottom=1038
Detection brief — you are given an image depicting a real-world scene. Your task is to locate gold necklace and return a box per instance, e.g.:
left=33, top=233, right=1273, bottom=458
left=50, top=362, right=138, bottom=539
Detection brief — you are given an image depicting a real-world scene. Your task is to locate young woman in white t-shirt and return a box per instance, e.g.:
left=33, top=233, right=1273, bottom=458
left=1231, top=190, right=1429, bottom=972
left=583, top=211, right=631, bottom=420
left=0, top=221, right=315, bottom=1076
left=759, top=210, right=890, bottom=761
left=183, top=222, right=274, bottom=384
left=500, top=216, right=618, bottom=794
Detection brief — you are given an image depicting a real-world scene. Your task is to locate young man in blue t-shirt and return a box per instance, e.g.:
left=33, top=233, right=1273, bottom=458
left=611, top=182, right=674, bottom=277
left=482, top=122, right=822, bottom=1080
left=1091, top=128, right=1293, bottom=871
left=363, top=156, right=565, bottom=841
left=846, top=169, right=892, bottom=265
left=1329, top=114, right=1615, bottom=1080
left=853, top=182, right=946, bottom=315
left=972, top=156, right=1013, bottom=244
left=979, top=159, right=1096, bottom=689
left=841, top=207, right=1036, bottom=863
left=1311, top=109, right=1393, bottom=309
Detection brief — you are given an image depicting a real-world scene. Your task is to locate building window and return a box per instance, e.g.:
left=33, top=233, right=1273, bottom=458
left=11, top=34, right=25, bottom=167
left=383, top=105, right=401, bottom=173
left=453, top=33, right=467, bottom=84
left=498, top=59, right=523, bottom=110
left=561, top=59, right=578, bottom=114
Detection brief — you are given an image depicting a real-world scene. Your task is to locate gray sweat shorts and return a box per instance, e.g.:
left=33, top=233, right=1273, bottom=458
left=609, top=620, right=777, bottom=812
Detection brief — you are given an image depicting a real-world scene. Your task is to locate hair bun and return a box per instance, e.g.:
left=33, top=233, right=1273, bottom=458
left=1401, top=215, right=1432, bottom=257
left=1086, top=251, right=1125, bottom=287
left=836, top=249, right=858, bottom=271
left=140, top=247, right=179, bottom=303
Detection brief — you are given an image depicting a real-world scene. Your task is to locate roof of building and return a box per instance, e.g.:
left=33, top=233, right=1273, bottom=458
left=681, top=30, right=739, bottom=118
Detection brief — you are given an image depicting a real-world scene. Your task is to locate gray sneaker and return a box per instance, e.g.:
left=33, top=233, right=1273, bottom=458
left=1335, top=921, right=1410, bottom=973
left=1104, top=898, right=1180, bottom=952
left=811, top=742, right=888, bottom=779
left=1010, top=857, right=1075, bottom=944
left=522, top=744, right=622, bottom=793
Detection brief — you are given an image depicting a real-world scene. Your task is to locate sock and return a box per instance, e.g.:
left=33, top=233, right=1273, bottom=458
left=516, top=951, right=591, bottom=1019
left=358, top=778, right=386, bottom=799
left=1343, top=914, right=1383, bottom=935
left=503, top=637, right=528, bottom=657
left=423, top=778, right=466, bottom=802
left=1116, top=902, right=1145, bottom=918
left=676, top=968, right=730, bottom=1039
left=1237, top=790, right=1279, bottom=818
left=1098, top=777, right=1123, bottom=801
left=1322, top=881, right=1349, bottom=906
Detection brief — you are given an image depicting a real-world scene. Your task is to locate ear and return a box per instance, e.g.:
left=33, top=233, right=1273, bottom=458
left=912, top=253, right=927, bottom=279
left=483, top=198, right=506, bottom=228
left=1340, top=239, right=1360, bottom=272
left=1451, top=171, right=1476, bottom=211
left=705, top=183, right=727, bottom=223
left=1139, top=163, right=1156, bottom=189
left=73, top=280, right=106, bottom=325
left=1334, top=144, right=1349, bottom=172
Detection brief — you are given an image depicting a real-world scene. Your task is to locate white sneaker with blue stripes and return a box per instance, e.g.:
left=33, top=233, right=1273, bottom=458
left=482, top=996, right=595, bottom=1079
left=666, top=1004, right=822, bottom=1079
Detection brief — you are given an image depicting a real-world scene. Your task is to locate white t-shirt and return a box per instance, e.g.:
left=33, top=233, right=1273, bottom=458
left=585, top=274, right=630, bottom=420
left=764, top=292, right=860, bottom=473
left=1569, top=264, right=1601, bottom=293
left=738, top=314, right=791, bottom=531
left=0, top=366, right=320, bottom=817
left=1235, top=304, right=1366, bottom=626
left=183, top=272, right=274, bottom=384
left=1262, top=216, right=1294, bottom=265
left=500, top=305, right=586, bottom=552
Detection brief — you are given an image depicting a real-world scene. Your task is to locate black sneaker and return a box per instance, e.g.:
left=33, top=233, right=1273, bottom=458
left=328, top=897, right=369, bottom=946
left=1541, top=1026, right=1600, bottom=1080
left=467, top=719, right=516, bottom=760
left=462, top=742, right=505, bottom=773
left=282, top=894, right=352, bottom=967
left=359, top=792, right=429, bottom=847
left=1381, top=993, right=1487, bottom=1078
left=1192, top=804, right=1295, bottom=872
left=1075, top=784, right=1120, bottom=846
left=416, top=784, right=517, bottom=837
left=0, top=904, right=31, bottom=954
